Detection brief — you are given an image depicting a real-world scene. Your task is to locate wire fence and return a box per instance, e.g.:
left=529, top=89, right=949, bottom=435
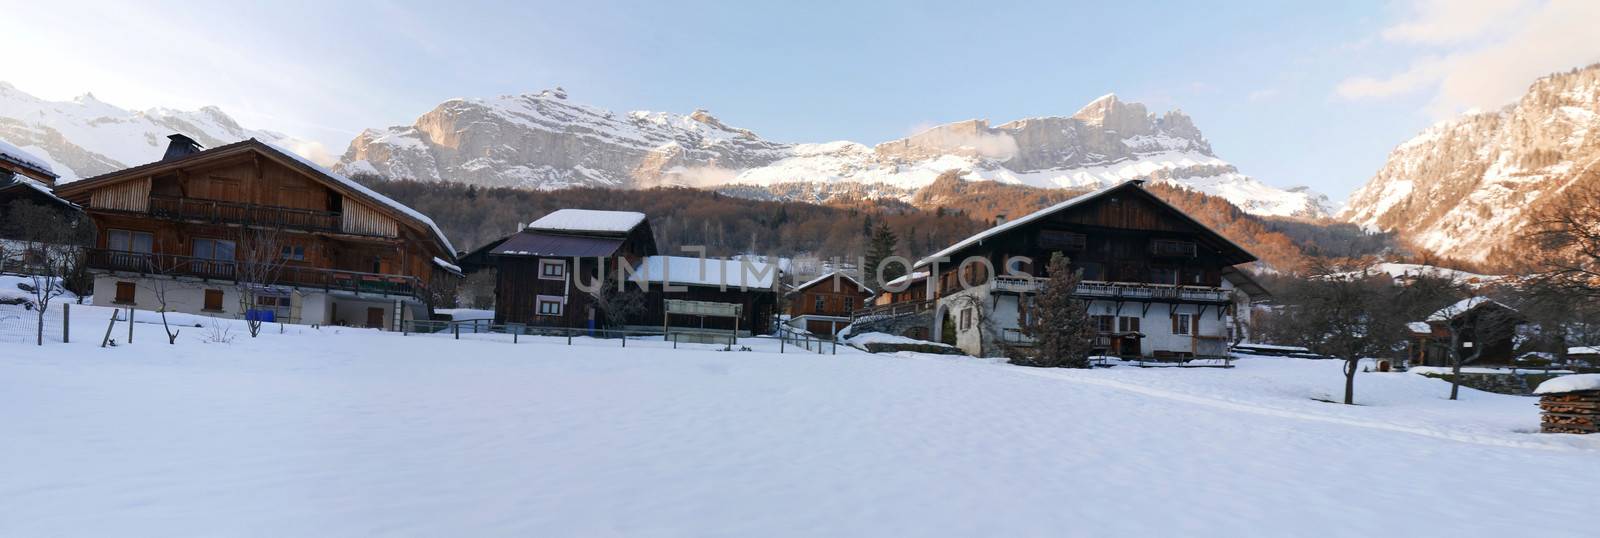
left=0, top=301, right=70, bottom=346
left=401, top=319, right=840, bottom=354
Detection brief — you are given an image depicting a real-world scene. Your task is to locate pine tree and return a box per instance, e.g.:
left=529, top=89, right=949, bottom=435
left=864, top=222, right=903, bottom=289
left=1011, top=253, right=1096, bottom=368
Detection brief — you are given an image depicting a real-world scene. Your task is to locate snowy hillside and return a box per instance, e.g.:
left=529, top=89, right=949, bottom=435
left=0, top=82, right=325, bottom=181
left=1342, top=64, right=1600, bottom=261
left=3, top=301, right=1596, bottom=535
left=339, top=91, right=1332, bottom=218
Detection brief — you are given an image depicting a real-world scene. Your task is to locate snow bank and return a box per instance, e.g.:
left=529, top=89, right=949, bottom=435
left=2, top=303, right=1597, bottom=536
left=1534, top=374, right=1600, bottom=395
left=845, top=331, right=951, bottom=347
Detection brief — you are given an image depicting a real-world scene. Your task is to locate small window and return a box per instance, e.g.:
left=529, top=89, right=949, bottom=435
left=204, top=289, right=224, bottom=311
left=114, top=281, right=136, bottom=304
left=1119, top=316, right=1140, bottom=333
left=537, top=296, right=564, bottom=316
left=1174, top=314, right=1193, bottom=335
left=844, top=300, right=854, bottom=315
left=1150, top=267, right=1179, bottom=285
left=1094, top=315, right=1115, bottom=333
left=280, top=244, right=306, bottom=261
left=814, top=295, right=826, bottom=311
left=1039, top=230, right=1087, bottom=250
left=960, top=308, right=973, bottom=330
left=539, top=259, right=567, bottom=280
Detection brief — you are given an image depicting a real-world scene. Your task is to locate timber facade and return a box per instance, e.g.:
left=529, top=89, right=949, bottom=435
left=53, top=135, right=459, bottom=330
left=886, top=180, right=1265, bottom=357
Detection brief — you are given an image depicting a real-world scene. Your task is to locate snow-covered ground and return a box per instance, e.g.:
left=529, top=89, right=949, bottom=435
left=3, top=302, right=1598, bottom=536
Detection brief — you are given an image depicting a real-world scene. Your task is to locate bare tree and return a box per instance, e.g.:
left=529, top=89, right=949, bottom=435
left=1284, top=259, right=1404, bottom=405
left=141, top=255, right=188, bottom=344
left=1010, top=253, right=1096, bottom=368
left=587, top=274, right=646, bottom=330
left=1526, top=181, right=1600, bottom=298
left=234, top=227, right=285, bottom=338
left=2, top=200, right=95, bottom=345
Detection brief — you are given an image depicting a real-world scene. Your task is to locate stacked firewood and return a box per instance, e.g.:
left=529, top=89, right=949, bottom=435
left=1539, top=390, right=1600, bottom=434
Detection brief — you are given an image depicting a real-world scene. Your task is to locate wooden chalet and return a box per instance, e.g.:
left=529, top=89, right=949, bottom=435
left=786, top=271, right=873, bottom=336
left=1407, top=298, right=1525, bottom=367
left=53, top=135, right=459, bottom=329
left=0, top=138, right=60, bottom=187
left=893, top=179, right=1263, bottom=357
left=489, top=209, right=657, bottom=329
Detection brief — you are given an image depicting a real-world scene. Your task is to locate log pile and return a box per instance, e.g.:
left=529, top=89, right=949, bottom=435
left=1538, top=390, right=1600, bottom=434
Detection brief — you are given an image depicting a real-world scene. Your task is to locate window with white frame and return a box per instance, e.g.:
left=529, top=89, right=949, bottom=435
left=539, top=259, right=567, bottom=280
left=536, top=295, right=564, bottom=316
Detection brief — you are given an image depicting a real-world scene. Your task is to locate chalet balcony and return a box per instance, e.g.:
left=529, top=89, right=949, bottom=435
left=146, top=195, right=344, bottom=234
left=991, top=276, right=1231, bottom=304
left=85, top=248, right=427, bottom=300
left=854, top=299, right=935, bottom=320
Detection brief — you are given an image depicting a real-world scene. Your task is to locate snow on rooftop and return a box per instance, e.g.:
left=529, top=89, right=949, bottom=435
left=1426, top=297, right=1512, bottom=322
left=528, top=209, right=646, bottom=233
left=259, top=140, right=456, bottom=256
left=1407, top=322, right=1433, bottom=334
left=794, top=271, right=870, bottom=294
left=1568, top=346, right=1600, bottom=355
left=1533, top=374, right=1600, bottom=395
left=432, top=257, right=462, bottom=275
left=881, top=271, right=929, bottom=289
left=634, top=256, right=778, bottom=289
left=0, top=137, right=56, bottom=177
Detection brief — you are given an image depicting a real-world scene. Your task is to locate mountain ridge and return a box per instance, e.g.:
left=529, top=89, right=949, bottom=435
left=338, top=90, right=1333, bottom=219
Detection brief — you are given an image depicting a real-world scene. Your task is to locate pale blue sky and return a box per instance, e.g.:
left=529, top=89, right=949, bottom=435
left=4, top=0, right=1595, bottom=201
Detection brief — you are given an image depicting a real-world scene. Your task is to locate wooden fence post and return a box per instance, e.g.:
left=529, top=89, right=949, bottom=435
left=126, top=307, right=133, bottom=344
left=101, top=310, right=121, bottom=348
left=453, top=322, right=459, bottom=340
left=62, top=303, right=69, bottom=343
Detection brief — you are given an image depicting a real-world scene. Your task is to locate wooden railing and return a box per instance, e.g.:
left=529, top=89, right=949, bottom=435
left=854, top=299, right=935, bottom=319
left=147, top=195, right=343, bottom=234
left=988, top=276, right=1232, bottom=303
left=86, top=249, right=426, bottom=300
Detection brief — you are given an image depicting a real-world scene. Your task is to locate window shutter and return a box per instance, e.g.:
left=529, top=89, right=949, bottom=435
left=1192, top=314, right=1200, bottom=336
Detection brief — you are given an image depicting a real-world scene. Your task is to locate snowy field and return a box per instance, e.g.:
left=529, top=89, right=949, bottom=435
left=3, top=302, right=1599, bottom=536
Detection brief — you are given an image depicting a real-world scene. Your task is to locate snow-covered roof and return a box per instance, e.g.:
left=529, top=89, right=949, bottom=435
left=259, top=140, right=456, bottom=257
left=1426, top=297, right=1514, bottom=322
left=634, top=256, right=778, bottom=289
left=881, top=271, right=930, bottom=289
left=528, top=209, right=646, bottom=234
left=0, top=177, right=78, bottom=209
left=793, top=271, right=870, bottom=294
left=0, top=137, right=57, bottom=179
left=1568, top=346, right=1600, bottom=356
left=432, top=257, right=463, bottom=275
left=913, top=179, right=1254, bottom=268
left=1406, top=322, right=1433, bottom=334
left=1533, top=374, right=1600, bottom=395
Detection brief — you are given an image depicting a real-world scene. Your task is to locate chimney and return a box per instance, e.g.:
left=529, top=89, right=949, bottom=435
left=994, top=214, right=1007, bottom=226
left=162, top=134, right=203, bottom=161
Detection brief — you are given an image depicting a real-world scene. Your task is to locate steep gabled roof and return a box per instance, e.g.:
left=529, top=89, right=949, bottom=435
left=913, top=180, right=1256, bottom=268
left=792, top=271, right=872, bottom=295
left=54, top=138, right=455, bottom=257
left=1427, top=297, right=1520, bottom=322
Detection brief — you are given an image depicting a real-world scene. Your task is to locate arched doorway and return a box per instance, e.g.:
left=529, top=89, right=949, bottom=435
left=938, top=306, right=958, bottom=346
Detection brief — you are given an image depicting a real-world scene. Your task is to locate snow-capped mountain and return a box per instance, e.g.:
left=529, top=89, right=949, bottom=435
left=340, top=91, right=1331, bottom=218
left=1342, top=63, right=1600, bottom=262
left=0, top=82, right=322, bottom=181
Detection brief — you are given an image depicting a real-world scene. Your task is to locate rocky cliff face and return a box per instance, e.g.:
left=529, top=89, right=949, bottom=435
left=1342, top=64, right=1600, bottom=262
left=339, top=91, right=1331, bottom=218
left=0, top=82, right=316, bottom=181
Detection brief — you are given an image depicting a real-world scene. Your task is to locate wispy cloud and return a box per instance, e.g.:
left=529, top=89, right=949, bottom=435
left=1336, top=0, right=1600, bottom=117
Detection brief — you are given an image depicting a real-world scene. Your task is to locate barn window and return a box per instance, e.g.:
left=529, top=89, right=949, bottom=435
left=814, top=294, right=826, bottom=311
left=280, top=244, right=306, bottom=261
left=204, top=289, right=224, bottom=311
left=539, top=259, right=567, bottom=280
left=537, top=295, right=564, bottom=316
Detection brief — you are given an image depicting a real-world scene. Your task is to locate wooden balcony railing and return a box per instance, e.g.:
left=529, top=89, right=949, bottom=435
left=854, top=299, right=935, bottom=319
left=991, top=276, right=1231, bottom=303
left=147, top=195, right=343, bottom=234
left=86, top=249, right=426, bottom=300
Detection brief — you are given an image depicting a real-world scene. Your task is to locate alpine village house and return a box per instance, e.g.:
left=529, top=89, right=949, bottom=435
left=486, top=209, right=780, bottom=336
left=53, top=135, right=460, bottom=330
left=877, top=179, right=1267, bottom=357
